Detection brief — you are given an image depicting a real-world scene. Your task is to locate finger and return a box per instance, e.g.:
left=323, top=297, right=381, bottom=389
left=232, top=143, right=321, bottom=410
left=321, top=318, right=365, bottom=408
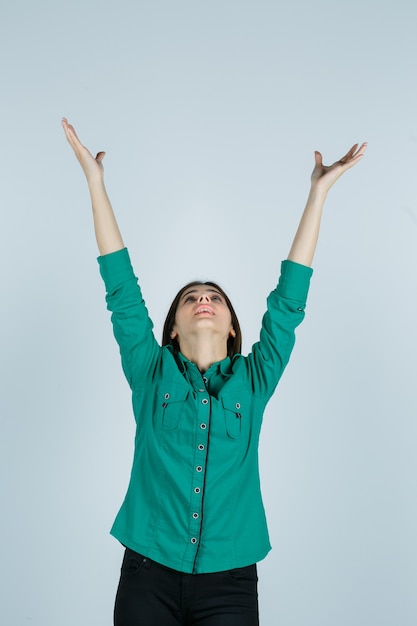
left=345, top=142, right=368, bottom=165
left=62, top=124, right=90, bottom=162
left=346, top=141, right=369, bottom=162
left=314, top=150, right=323, bottom=166
left=339, top=143, right=359, bottom=162
left=354, top=142, right=368, bottom=157
left=62, top=117, right=83, bottom=146
left=62, top=117, right=72, bottom=139
left=62, top=117, right=75, bottom=136
left=96, top=151, right=106, bottom=163
left=338, top=143, right=367, bottom=172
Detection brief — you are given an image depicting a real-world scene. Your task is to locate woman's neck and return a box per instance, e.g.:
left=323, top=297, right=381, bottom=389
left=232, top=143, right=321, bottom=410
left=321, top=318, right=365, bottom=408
left=179, top=336, right=227, bottom=373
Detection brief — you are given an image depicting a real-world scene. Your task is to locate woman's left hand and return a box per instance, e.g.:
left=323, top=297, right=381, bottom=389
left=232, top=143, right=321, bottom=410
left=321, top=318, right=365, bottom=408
left=311, top=142, right=367, bottom=193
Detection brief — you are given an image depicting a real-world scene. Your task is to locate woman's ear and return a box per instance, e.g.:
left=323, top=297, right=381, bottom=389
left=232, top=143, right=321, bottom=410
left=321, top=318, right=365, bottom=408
left=170, top=330, right=178, bottom=340
left=229, top=328, right=236, bottom=338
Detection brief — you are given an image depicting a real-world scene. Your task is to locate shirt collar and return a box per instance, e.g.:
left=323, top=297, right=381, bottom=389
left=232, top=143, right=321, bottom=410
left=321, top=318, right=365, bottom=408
left=176, top=351, right=233, bottom=377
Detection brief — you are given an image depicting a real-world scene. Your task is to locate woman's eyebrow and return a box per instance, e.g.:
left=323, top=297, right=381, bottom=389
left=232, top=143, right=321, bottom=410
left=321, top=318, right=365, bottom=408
left=181, top=288, right=222, bottom=300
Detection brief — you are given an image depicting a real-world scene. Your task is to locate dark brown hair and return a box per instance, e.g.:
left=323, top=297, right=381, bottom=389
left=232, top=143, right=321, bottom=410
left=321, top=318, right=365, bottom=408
left=162, top=281, right=242, bottom=358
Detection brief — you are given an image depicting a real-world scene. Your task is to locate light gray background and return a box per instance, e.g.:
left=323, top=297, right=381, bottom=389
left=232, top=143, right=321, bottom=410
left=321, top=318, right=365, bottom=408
left=1, top=1, right=416, bottom=624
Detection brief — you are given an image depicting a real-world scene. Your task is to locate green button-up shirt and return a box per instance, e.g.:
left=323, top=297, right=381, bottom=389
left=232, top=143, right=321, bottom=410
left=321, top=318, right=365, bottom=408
left=98, top=248, right=313, bottom=574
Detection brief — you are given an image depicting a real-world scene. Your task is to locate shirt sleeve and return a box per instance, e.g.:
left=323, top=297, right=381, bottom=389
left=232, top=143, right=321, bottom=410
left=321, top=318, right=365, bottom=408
left=98, top=248, right=160, bottom=389
left=246, top=259, right=313, bottom=399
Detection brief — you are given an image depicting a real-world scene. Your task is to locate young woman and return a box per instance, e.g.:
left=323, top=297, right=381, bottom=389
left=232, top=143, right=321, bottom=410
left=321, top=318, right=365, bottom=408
left=62, top=118, right=366, bottom=626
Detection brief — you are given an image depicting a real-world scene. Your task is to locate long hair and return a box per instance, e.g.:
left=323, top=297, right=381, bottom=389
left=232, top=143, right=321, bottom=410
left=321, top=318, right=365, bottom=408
left=162, top=281, right=242, bottom=358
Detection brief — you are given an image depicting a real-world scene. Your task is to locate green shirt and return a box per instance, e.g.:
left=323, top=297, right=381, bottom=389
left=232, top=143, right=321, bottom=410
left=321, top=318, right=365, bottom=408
left=98, top=248, right=313, bottom=574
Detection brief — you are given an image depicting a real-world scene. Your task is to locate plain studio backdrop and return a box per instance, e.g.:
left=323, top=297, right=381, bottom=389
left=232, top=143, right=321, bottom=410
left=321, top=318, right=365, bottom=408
left=1, top=1, right=416, bottom=624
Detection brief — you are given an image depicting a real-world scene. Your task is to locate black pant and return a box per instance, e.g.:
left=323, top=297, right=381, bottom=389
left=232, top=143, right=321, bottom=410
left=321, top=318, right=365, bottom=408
left=114, top=548, right=259, bottom=626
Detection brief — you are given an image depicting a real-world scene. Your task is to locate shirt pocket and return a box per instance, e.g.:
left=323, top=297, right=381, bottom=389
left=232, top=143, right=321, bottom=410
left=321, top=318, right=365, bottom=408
left=221, top=392, right=249, bottom=439
left=155, top=382, right=189, bottom=430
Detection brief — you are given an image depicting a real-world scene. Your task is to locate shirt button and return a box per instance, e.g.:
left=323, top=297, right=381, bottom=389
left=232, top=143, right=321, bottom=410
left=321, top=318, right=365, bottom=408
left=196, top=466, right=203, bottom=472
left=191, top=537, right=197, bottom=544
left=203, top=377, right=208, bottom=383
left=200, top=423, right=207, bottom=430
left=235, top=402, right=241, bottom=409
left=198, top=389, right=205, bottom=393
left=198, top=444, right=205, bottom=451
left=194, top=487, right=201, bottom=494
left=192, top=513, right=199, bottom=519
left=202, top=398, right=208, bottom=405
left=164, top=393, right=170, bottom=400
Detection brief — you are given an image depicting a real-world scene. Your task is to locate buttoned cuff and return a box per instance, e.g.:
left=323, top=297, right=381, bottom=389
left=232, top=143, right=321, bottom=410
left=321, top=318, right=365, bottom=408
left=277, top=260, right=313, bottom=302
left=97, top=247, right=135, bottom=292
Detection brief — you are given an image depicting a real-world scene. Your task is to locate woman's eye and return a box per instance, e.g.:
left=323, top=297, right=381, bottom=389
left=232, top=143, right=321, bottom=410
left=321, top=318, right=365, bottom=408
left=212, top=295, right=221, bottom=301
left=184, top=296, right=196, bottom=303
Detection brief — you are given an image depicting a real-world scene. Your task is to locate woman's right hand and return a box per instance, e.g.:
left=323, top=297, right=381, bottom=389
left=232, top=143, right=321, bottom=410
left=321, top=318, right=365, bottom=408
left=62, top=117, right=124, bottom=254
left=62, top=117, right=105, bottom=183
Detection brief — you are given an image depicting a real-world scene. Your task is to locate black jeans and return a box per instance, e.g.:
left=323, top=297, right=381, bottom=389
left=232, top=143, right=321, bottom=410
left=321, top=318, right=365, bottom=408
left=114, top=548, right=259, bottom=626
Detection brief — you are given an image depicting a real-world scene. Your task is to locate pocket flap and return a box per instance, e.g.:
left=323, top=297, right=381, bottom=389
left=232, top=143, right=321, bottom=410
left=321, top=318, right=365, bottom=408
left=221, top=392, right=247, bottom=439
left=157, top=382, right=189, bottom=430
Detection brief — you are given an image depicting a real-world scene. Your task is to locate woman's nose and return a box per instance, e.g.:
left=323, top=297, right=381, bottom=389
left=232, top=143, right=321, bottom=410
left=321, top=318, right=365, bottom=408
left=198, top=294, right=210, bottom=302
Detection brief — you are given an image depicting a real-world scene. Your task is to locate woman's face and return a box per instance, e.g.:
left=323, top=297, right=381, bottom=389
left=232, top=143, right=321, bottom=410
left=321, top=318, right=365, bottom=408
left=171, top=285, right=235, bottom=346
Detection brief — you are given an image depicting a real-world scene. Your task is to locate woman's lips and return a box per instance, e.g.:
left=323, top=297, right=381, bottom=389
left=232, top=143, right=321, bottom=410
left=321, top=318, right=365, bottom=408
left=195, top=306, right=215, bottom=315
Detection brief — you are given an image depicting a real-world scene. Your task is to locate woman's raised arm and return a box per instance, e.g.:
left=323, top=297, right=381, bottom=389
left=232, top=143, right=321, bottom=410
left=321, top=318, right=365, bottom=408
left=287, top=142, right=367, bottom=267
left=62, top=118, right=124, bottom=256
